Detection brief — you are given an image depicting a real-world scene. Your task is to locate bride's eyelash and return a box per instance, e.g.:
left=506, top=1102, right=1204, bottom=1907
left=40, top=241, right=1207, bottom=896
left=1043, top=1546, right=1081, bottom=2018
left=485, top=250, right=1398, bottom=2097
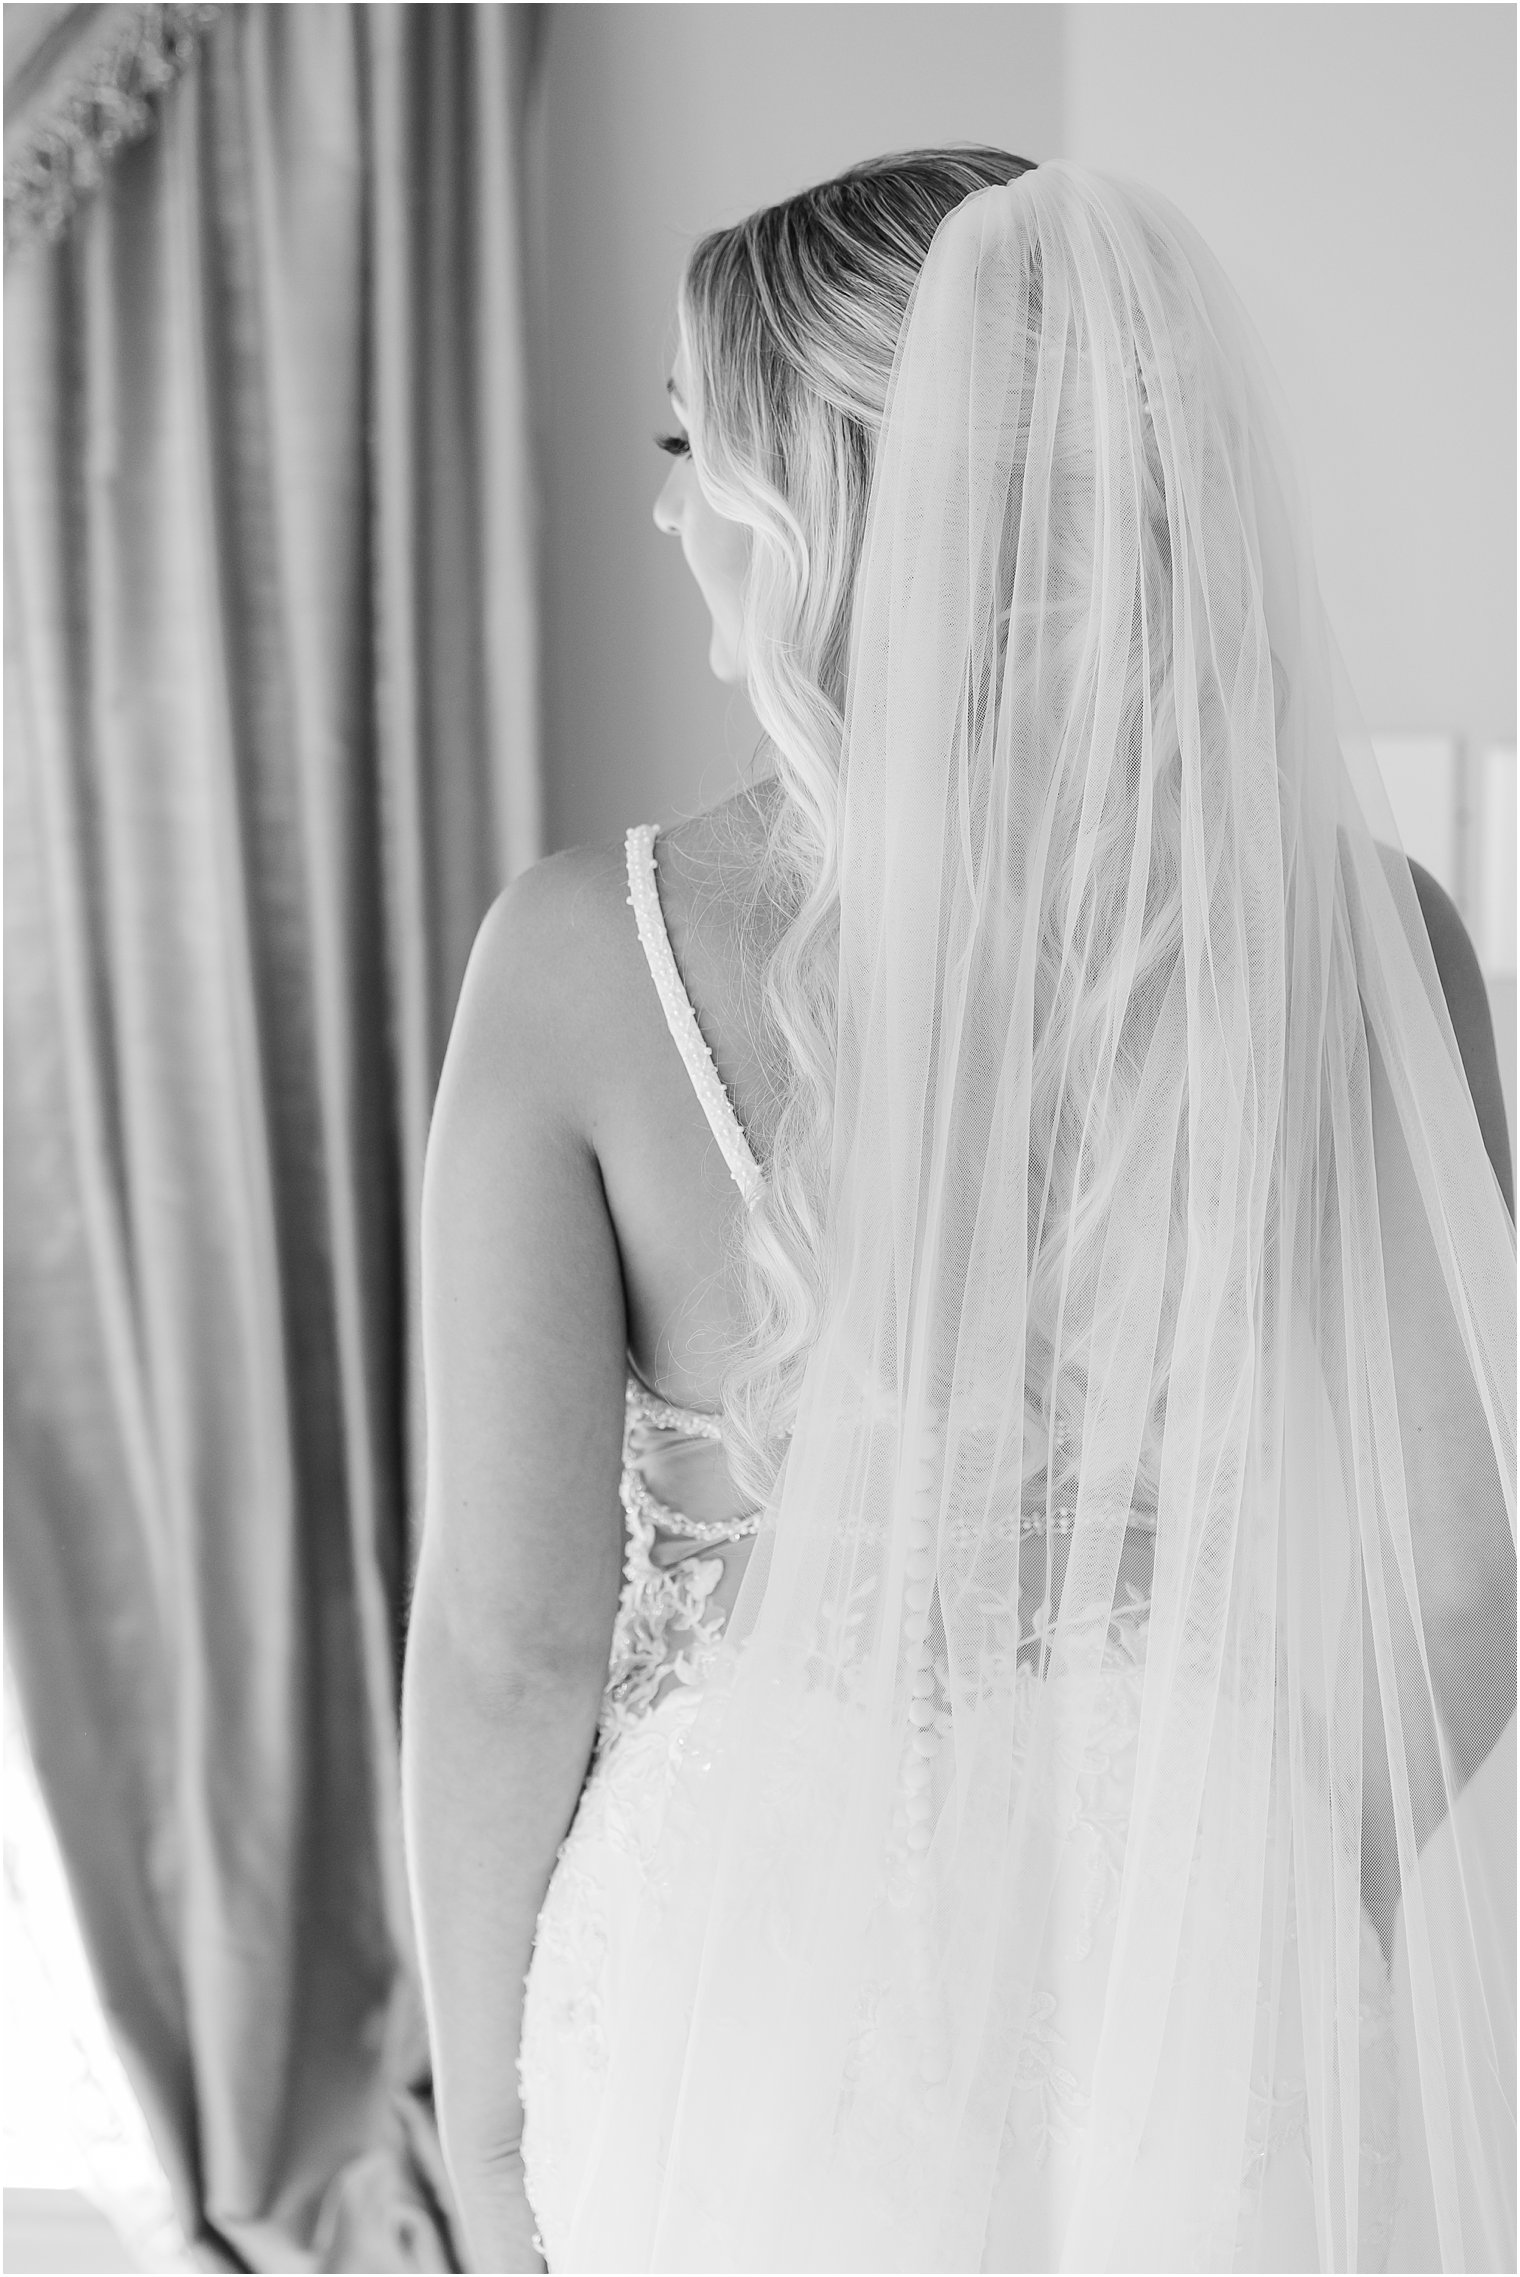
left=654, top=430, right=691, bottom=459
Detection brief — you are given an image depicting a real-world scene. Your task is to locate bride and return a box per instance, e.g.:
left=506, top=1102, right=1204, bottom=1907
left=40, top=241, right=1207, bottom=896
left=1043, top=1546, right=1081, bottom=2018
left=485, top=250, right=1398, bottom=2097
left=401, top=151, right=1516, bottom=2272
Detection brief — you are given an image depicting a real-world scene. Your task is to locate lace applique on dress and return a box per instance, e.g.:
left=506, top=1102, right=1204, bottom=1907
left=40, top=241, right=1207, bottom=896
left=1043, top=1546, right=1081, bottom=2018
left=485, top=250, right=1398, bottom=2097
left=597, top=1373, right=761, bottom=1751
left=520, top=1368, right=758, bottom=2256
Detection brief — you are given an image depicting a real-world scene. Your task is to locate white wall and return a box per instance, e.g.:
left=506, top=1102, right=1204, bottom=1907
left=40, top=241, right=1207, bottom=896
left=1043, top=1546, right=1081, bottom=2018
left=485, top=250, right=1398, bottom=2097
left=1061, top=3, right=1516, bottom=1139
left=1065, top=3, right=1516, bottom=766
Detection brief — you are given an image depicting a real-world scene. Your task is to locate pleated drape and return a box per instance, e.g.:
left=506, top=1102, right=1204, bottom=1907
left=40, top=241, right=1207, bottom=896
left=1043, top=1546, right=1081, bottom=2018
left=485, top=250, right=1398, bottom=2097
left=4, top=8, right=544, bottom=2267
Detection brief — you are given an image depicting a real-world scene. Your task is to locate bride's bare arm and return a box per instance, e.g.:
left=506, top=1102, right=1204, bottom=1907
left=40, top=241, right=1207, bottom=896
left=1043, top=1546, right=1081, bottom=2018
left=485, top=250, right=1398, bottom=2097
left=1360, top=864, right=1516, bottom=1951
left=402, top=854, right=629, bottom=2272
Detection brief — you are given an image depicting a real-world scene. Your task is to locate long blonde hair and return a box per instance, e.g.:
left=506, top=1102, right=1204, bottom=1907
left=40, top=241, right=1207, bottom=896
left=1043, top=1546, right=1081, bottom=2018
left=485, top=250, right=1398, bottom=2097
left=677, top=147, right=1037, bottom=1506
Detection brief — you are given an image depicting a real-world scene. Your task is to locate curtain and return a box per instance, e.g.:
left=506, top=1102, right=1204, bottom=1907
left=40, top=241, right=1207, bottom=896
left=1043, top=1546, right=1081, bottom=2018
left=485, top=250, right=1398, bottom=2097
left=4, top=6, right=545, bottom=2266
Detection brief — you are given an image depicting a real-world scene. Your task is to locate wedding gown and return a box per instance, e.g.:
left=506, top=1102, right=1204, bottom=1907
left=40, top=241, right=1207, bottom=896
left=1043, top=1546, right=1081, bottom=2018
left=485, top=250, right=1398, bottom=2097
left=515, top=826, right=1403, bottom=2273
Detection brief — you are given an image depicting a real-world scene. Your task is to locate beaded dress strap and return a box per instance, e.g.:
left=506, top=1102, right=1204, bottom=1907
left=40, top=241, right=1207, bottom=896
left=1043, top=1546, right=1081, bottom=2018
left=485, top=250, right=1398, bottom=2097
left=625, top=823, right=766, bottom=1211
left=623, top=1374, right=761, bottom=1545
left=625, top=1369, right=723, bottom=1441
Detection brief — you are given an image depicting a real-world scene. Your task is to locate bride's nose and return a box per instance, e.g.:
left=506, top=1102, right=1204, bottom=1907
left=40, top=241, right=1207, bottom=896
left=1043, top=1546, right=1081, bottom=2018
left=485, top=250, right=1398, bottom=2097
left=653, top=470, right=682, bottom=538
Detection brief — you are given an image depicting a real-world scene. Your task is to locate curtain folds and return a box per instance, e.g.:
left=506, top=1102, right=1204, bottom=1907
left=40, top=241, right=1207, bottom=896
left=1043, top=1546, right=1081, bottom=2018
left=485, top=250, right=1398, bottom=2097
left=4, top=8, right=544, bottom=2266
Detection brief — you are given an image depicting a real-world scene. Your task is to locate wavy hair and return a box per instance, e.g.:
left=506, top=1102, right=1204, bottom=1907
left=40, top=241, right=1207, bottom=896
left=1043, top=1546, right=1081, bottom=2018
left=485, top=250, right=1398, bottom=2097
left=675, top=147, right=1038, bottom=1506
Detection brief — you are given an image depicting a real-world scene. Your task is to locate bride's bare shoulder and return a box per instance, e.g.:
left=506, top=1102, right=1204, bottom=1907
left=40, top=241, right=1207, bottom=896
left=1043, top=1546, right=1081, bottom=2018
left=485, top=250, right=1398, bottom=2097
left=477, top=775, right=775, bottom=997
left=442, top=776, right=780, bottom=1129
left=441, top=836, right=640, bottom=1130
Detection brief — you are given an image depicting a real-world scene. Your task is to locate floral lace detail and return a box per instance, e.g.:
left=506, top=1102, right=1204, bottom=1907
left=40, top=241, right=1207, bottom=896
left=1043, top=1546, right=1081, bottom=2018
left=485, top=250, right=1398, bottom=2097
left=520, top=1687, right=708, bottom=2257
left=523, top=1548, right=1404, bottom=2271
left=596, top=1374, right=757, bottom=1751
left=1010, top=1987, right=1094, bottom=2167
left=522, top=1367, right=757, bottom=2252
left=1236, top=1877, right=1402, bottom=2271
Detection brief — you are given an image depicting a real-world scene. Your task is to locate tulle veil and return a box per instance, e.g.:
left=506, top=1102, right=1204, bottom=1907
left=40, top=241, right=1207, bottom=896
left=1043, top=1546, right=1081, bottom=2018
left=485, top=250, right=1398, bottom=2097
left=565, top=163, right=1515, bottom=2271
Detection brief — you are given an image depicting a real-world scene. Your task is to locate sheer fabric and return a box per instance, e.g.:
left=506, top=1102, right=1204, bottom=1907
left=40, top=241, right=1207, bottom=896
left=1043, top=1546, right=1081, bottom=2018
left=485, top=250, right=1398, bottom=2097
left=557, top=164, right=1515, bottom=2270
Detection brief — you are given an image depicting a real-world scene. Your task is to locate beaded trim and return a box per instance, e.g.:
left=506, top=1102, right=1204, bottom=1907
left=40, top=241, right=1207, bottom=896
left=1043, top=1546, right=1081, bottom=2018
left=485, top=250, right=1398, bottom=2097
left=625, top=1370, right=723, bottom=1442
left=625, top=823, right=766, bottom=1211
left=1021, top=1504, right=1159, bottom=1537
left=624, top=1369, right=1154, bottom=1541
left=623, top=1373, right=758, bottom=1543
left=622, top=1465, right=761, bottom=1548
left=5, top=6, right=219, bottom=257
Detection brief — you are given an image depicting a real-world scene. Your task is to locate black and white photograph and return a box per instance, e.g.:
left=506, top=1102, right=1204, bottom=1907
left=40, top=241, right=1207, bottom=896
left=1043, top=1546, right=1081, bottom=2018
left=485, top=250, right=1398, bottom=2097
left=4, top=5, right=1516, bottom=2273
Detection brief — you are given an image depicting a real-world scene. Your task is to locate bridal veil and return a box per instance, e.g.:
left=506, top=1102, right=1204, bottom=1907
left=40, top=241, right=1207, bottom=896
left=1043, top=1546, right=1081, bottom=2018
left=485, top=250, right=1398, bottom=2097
left=564, top=162, right=1515, bottom=2271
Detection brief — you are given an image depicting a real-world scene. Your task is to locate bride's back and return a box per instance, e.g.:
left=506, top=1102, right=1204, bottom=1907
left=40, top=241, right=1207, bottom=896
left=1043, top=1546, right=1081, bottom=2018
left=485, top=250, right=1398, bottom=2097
left=571, top=775, right=787, bottom=1416
left=582, top=782, right=1513, bottom=1417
